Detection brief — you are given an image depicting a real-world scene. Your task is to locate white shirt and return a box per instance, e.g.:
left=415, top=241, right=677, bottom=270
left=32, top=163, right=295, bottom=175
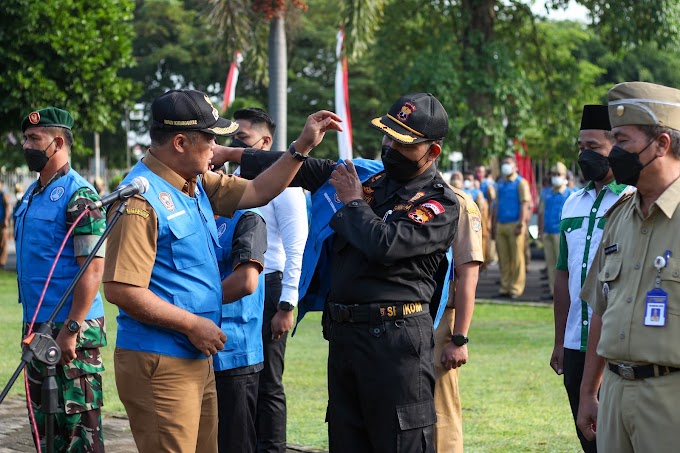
left=559, top=181, right=633, bottom=351
left=259, top=187, right=309, bottom=306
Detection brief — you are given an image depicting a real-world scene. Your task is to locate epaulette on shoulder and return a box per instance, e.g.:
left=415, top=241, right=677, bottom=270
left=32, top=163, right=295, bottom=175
left=604, top=192, right=634, bottom=219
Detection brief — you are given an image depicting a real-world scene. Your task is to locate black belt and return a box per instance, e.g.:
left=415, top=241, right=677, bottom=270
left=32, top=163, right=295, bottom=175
left=608, top=362, right=680, bottom=380
left=328, top=302, right=429, bottom=323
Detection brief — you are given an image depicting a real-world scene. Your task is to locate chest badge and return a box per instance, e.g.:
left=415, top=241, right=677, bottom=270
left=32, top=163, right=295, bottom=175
left=159, top=192, right=175, bottom=211
left=50, top=186, right=65, bottom=202
left=217, top=222, right=227, bottom=238
left=409, top=191, right=425, bottom=203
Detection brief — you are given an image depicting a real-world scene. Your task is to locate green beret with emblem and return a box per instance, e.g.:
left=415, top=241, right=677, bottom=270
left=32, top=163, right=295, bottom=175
left=21, top=107, right=74, bottom=132
left=608, top=81, right=680, bottom=131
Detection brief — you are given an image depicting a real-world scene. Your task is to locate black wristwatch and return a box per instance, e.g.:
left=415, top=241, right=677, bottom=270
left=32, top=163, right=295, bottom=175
left=66, top=319, right=81, bottom=334
left=278, top=301, right=295, bottom=312
left=452, top=334, right=469, bottom=346
left=288, top=142, right=309, bottom=162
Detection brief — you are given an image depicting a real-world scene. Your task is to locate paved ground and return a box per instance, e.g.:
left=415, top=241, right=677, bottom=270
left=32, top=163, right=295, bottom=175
left=0, top=394, right=324, bottom=453
left=0, top=239, right=550, bottom=452
left=477, top=245, right=553, bottom=303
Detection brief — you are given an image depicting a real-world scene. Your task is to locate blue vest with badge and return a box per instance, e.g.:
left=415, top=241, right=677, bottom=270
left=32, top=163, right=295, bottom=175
left=115, top=162, right=223, bottom=359
left=213, top=210, right=266, bottom=371
left=497, top=176, right=523, bottom=223
left=15, top=170, right=104, bottom=323
left=295, top=159, right=454, bottom=331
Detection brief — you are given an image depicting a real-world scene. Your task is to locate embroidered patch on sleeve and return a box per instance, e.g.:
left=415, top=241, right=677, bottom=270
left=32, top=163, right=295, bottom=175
left=126, top=207, right=150, bottom=219
left=420, top=200, right=445, bottom=215
left=407, top=201, right=440, bottom=225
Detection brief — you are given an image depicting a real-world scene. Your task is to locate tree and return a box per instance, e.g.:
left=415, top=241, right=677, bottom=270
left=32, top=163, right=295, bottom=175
left=210, top=0, right=386, bottom=151
left=0, top=0, right=137, bottom=164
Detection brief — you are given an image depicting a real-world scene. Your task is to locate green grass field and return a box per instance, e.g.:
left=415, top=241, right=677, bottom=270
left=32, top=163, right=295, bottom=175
left=0, top=271, right=581, bottom=452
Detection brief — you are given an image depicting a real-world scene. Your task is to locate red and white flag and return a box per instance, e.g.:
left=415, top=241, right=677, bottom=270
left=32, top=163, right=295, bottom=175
left=222, top=51, right=243, bottom=112
left=335, top=29, right=353, bottom=160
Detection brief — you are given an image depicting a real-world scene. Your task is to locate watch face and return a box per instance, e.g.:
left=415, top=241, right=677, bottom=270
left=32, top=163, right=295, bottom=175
left=452, top=334, right=468, bottom=346
left=279, top=302, right=295, bottom=312
left=67, top=320, right=80, bottom=333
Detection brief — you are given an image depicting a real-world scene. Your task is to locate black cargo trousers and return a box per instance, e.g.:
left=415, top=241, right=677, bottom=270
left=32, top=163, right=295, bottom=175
left=326, top=303, right=436, bottom=453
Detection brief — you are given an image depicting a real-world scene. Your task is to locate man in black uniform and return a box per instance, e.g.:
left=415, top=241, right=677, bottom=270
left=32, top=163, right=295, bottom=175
left=215, top=93, right=458, bottom=452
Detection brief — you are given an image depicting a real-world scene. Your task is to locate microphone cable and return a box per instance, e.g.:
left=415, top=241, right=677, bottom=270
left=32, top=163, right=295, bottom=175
left=23, top=205, right=92, bottom=453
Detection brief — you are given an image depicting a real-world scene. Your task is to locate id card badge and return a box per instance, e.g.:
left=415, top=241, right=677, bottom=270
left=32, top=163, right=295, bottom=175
left=644, top=288, right=668, bottom=327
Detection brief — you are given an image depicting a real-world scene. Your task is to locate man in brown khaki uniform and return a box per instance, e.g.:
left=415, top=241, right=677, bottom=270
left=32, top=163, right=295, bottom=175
left=434, top=185, right=484, bottom=451
left=578, top=82, right=680, bottom=452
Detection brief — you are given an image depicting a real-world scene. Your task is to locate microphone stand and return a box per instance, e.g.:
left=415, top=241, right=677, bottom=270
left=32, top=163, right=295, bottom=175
left=0, top=200, right=129, bottom=453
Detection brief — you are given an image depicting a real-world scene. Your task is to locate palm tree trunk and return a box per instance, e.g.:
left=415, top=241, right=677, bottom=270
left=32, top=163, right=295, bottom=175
left=268, top=14, right=287, bottom=151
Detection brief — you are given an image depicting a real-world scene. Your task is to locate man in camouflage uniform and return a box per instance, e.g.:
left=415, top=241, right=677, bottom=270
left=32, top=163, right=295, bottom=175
left=17, top=107, right=107, bottom=452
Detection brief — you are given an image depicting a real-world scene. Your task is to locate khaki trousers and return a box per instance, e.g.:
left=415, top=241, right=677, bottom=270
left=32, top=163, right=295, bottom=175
left=496, top=222, right=526, bottom=296
left=598, top=367, right=680, bottom=453
left=434, top=308, right=464, bottom=452
left=543, top=233, right=560, bottom=294
left=114, top=348, right=218, bottom=453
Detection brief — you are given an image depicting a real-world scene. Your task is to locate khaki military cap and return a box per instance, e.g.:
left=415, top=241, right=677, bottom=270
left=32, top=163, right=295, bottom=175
left=550, top=162, right=567, bottom=175
left=608, top=81, right=680, bottom=131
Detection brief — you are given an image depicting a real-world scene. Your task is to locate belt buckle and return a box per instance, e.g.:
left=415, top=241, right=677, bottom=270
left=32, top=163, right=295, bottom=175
left=336, top=304, right=351, bottom=322
left=618, top=364, right=635, bottom=380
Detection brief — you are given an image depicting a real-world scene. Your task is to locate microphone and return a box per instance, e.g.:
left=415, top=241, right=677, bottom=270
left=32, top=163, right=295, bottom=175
left=90, top=176, right=150, bottom=209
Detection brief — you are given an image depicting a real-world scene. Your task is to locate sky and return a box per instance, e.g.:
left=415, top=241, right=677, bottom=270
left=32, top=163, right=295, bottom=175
left=530, top=0, right=589, bottom=22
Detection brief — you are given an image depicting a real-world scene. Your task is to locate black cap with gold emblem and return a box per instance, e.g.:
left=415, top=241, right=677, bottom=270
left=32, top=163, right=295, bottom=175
left=151, top=89, right=239, bottom=136
left=370, top=93, right=448, bottom=144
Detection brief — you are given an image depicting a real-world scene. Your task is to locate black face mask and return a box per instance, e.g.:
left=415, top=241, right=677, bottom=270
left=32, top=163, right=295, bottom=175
left=607, top=137, right=658, bottom=186
left=381, top=145, right=428, bottom=181
left=230, top=138, right=249, bottom=149
left=578, top=149, right=610, bottom=182
left=230, top=137, right=264, bottom=149
left=23, top=139, right=55, bottom=172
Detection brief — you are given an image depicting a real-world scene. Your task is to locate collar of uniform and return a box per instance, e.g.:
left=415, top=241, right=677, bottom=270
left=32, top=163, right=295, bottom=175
left=34, top=163, right=70, bottom=195
left=637, top=175, right=680, bottom=219
left=143, top=150, right=196, bottom=194
left=607, top=181, right=628, bottom=195
left=583, top=180, right=627, bottom=196
left=505, top=173, right=519, bottom=182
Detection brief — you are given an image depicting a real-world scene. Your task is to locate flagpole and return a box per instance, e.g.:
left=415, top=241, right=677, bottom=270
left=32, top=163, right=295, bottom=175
left=335, top=28, right=353, bottom=160
left=222, top=51, right=243, bottom=112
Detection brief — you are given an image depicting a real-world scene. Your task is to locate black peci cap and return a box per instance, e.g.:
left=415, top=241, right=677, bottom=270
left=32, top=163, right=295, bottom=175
left=370, top=93, right=449, bottom=144
left=151, top=89, right=239, bottom=136
left=580, top=105, right=611, bottom=131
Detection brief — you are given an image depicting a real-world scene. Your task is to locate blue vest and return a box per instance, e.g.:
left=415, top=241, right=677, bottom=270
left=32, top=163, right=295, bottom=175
left=213, top=210, right=266, bottom=371
left=543, top=188, right=572, bottom=234
left=14, top=170, right=104, bottom=323
left=296, top=159, right=454, bottom=330
left=115, top=162, right=223, bottom=359
left=464, top=187, right=482, bottom=202
left=497, top=176, right=524, bottom=223
left=0, top=190, right=6, bottom=222
left=480, top=180, right=495, bottom=200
